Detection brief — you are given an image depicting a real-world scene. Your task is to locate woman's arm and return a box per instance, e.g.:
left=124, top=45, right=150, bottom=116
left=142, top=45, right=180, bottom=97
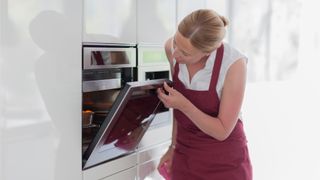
left=159, top=58, right=247, bottom=141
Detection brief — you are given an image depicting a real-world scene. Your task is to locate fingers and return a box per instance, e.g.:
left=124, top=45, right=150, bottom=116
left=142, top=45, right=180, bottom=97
left=157, top=157, right=165, bottom=171
left=163, top=82, right=174, bottom=94
left=157, top=87, right=169, bottom=101
left=165, top=161, right=172, bottom=173
left=157, top=82, right=176, bottom=108
left=157, top=88, right=169, bottom=107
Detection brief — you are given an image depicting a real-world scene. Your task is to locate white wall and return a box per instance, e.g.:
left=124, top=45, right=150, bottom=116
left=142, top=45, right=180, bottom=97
left=240, top=0, right=320, bottom=179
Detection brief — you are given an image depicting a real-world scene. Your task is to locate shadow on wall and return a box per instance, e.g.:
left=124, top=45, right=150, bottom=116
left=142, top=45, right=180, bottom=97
left=29, top=10, right=80, bottom=180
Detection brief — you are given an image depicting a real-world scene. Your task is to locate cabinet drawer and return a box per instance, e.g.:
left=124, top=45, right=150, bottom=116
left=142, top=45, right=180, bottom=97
left=138, top=158, right=162, bottom=180
left=100, top=167, right=137, bottom=180
left=83, top=153, right=137, bottom=180
left=138, top=141, right=171, bottom=180
left=138, top=141, right=170, bottom=164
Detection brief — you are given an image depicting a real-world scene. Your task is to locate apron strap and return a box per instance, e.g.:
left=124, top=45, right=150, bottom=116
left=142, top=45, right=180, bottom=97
left=209, top=44, right=224, bottom=91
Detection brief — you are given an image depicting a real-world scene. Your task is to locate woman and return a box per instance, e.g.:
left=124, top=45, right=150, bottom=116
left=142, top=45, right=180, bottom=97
left=157, top=9, right=252, bottom=179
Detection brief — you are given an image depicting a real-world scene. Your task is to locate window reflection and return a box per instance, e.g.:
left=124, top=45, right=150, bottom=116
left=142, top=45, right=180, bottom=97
left=91, top=51, right=130, bottom=65
left=229, top=0, right=301, bottom=82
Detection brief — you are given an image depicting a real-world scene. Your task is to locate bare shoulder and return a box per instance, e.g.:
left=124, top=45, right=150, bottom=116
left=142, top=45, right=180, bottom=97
left=224, top=58, right=247, bottom=90
left=227, top=58, right=247, bottom=78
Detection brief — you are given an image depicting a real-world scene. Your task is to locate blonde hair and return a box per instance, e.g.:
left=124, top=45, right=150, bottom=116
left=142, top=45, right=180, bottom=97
left=178, top=9, right=229, bottom=53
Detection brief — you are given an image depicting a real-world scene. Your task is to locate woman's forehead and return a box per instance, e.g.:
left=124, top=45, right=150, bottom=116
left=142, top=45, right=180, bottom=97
left=174, top=32, right=199, bottom=54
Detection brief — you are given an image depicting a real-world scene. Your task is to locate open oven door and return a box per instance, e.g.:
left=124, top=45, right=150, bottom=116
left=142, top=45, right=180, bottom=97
left=83, top=79, right=172, bottom=169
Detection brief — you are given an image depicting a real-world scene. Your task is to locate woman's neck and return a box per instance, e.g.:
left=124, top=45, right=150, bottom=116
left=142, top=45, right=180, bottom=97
left=187, top=55, right=209, bottom=70
left=186, top=55, right=210, bottom=82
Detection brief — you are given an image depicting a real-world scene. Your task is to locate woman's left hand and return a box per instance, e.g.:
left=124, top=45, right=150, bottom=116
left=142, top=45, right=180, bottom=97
left=157, top=82, right=189, bottom=111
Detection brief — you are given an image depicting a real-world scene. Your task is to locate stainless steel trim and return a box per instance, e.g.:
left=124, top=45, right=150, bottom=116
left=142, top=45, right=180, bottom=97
left=83, top=79, right=121, bottom=92
left=83, top=47, right=136, bottom=70
left=83, top=42, right=136, bottom=46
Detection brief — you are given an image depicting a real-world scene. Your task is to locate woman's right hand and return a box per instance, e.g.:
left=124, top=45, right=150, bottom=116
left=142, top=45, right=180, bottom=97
left=157, top=146, right=174, bottom=175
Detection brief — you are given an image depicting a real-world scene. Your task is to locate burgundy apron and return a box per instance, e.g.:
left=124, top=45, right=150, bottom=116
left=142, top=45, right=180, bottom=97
left=171, top=44, right=252, bottom=180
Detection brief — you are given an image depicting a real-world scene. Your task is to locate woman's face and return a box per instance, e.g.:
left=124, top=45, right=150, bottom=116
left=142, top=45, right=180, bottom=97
left=172, top=31, right=209, bottom=65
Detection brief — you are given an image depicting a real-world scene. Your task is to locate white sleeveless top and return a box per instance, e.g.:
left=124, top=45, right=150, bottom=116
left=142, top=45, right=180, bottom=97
left=172, top=42, right=248, bottom=99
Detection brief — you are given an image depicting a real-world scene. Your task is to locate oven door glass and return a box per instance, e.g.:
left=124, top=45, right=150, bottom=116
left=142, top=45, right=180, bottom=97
left=83, top=79, right=172, bottom=169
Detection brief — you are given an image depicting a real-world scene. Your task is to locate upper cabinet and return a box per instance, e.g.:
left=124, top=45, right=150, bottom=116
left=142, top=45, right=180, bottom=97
left=83, top=0, right=137, bottom=44
left=177, top=0, right=206, bottom=23
left=137, top=0, right=176, bottom=45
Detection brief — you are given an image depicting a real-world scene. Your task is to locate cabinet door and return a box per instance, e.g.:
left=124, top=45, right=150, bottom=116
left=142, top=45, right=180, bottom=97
left=177, top=0, right=206, bottom=23
left=83, top=153, right=137, bottom=180
left=137, top=0, right=176, bottom=45
left=101, top=167, right=137, bottom=180
left=139, top=159, right=163, bottom=180
left=83, top=0, right=137, bottom=44
left=138, top=141, right=171, bottom=180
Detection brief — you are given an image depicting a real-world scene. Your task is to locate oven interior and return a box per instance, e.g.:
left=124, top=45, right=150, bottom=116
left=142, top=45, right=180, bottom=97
left=82, top=67, right=137, bottom=156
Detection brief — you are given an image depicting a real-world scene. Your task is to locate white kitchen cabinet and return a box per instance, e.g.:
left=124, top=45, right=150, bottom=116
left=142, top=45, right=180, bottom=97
left=137, top=45, right=171, bottom=81
left=0, top=0, right=82, bottom=180
left=83, top=0, right=137, bottom=44
left=83, top=153, right=137, bottom=180
left=177, top=0, right=207, bottom=24
left=138, top=141, right=171, bottom=180
left=100, top=167, right=137, bottom=180
left=137, top=0, right=176, bottom=45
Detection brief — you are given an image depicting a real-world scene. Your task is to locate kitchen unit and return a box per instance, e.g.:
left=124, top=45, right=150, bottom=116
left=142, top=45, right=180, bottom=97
left=81, top=45, right=173, bottom=179
left=83, top=0, right=137, bottom=44
left=137, top=0, right=176, bottom=45
left=177, top=0, right=207, bottom=23
left=82, top=0, right=174, bottom=178
left=0, top=0, right=83, bottom=180
left=82, top=45, right=138, bottom=169
left=137, top=45, right=171, bottom=82
left=1, top=0, right=223, bottom=180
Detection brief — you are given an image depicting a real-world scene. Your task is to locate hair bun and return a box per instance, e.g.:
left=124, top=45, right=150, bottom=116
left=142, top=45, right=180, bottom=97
left=219, top=16, right=229, bottom=27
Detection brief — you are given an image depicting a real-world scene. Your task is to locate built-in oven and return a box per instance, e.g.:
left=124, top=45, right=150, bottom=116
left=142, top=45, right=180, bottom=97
left=82, top=45, right=137, bottom=169
left=82, top=44, right=171, bottom=170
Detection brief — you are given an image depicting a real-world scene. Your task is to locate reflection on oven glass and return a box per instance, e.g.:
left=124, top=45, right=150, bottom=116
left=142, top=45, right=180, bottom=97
left=91, top=51, right=130, bottom=65
left=104, top=88, right=166, bottom=151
